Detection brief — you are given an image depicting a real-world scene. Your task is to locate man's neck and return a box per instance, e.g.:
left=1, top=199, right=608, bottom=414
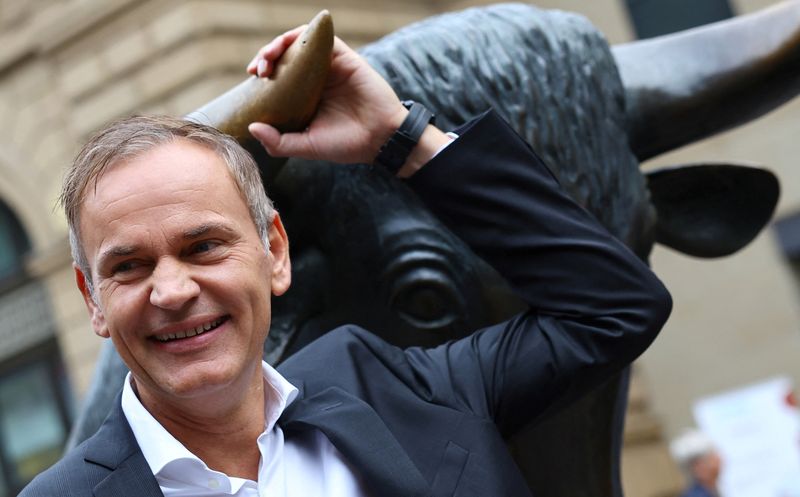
left=133, top=368, right=267, bottom=480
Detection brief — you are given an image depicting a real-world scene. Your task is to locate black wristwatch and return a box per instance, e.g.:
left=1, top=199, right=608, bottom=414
left=373, top=100, right=435, bottom=174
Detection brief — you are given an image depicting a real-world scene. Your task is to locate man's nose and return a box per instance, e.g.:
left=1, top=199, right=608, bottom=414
left=149, top=258, right=200, bottom=310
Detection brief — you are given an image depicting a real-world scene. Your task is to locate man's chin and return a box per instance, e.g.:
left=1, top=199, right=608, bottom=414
left=136, top=366, right=249, bottom=406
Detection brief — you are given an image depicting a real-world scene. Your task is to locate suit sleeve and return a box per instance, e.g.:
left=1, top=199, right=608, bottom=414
left=402, top=109, right=672, bottom=437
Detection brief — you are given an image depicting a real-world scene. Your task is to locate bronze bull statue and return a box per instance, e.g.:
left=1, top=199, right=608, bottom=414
left=69, top=3, right=796, bottom=495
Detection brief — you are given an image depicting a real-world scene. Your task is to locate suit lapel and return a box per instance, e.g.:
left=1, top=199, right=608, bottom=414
left=91, top=452, right=163, bottom=497
left=280, top=382, right=430, bottom=497
left=84, top=397, right=163, bottom=497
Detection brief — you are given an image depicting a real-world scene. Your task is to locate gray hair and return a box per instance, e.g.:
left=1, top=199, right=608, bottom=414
left=60, top=115, right=274, bottom=296
left=669, top=428, right=716, bottom=474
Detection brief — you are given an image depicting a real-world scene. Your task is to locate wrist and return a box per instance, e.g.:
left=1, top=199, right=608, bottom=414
left=396, top=126, right=452, bottom=178
left=373, top=100, right=438, bottom=176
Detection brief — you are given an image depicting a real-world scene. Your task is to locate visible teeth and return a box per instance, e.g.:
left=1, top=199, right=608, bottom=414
left=155, top=318, right=224, bottom=342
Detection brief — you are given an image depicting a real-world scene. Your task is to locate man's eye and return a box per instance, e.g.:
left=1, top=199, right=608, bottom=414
left=191, top=241, right=219, bottom=254
left=111, top=260, right=142, bottom=276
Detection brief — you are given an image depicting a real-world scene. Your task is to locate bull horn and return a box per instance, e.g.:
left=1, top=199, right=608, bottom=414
left=613, top=1, right=800, bottom=161
left=186, top=10, right=333, bottom=147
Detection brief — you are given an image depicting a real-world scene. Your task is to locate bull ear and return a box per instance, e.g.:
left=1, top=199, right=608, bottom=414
left=646, top=163, right=779, bottom=258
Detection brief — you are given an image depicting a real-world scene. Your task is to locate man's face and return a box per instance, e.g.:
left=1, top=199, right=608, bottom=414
left=76, top=139, right=290, bottom=408
left=693, top=451, right=722, bottom=483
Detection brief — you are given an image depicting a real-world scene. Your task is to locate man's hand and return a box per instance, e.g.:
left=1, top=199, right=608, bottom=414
left=247, top=27, right=406, bottom=165
left=246, top=26, right=452, bottom=176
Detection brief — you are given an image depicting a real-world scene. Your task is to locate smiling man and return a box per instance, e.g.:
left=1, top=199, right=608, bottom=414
left=21, top=27, right=671, bottom=497
left=71, top=130, right=289, bottom=481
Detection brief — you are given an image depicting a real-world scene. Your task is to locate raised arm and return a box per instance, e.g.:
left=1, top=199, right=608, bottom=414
left=248, top=26, right=671, bottom=435
left=401, top=110, right=671, bottom=435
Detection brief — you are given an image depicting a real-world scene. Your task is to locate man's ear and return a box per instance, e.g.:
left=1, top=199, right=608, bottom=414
left=74, top=264, right=110, bottom=338
left=268, top=214, right=291, bottom=296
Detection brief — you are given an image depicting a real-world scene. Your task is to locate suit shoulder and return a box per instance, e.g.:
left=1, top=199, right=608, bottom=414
left=19, top=441, right=104, bottom=497
left=287, top=324, right=392, bottom=358
left=278, top=324, right=403, bottom=376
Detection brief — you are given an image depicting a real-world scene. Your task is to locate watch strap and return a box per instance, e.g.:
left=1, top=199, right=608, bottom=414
left=373, top=101, right=434, bottom=174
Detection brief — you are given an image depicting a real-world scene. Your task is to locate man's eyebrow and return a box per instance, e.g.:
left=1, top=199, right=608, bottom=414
left=96, top=224, right=236, bottom=268
left=183, top=222, right=236, bottom=240
left=98, top=245, right=139, bottom=268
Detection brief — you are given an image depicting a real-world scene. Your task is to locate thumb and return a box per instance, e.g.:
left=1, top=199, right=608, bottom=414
left=248, top=122, right=280, bottom=155
left=248, top=123, right=317, bottom=159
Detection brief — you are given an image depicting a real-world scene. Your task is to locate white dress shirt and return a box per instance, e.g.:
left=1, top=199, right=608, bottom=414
left=121, top=361, right=371, bottom=497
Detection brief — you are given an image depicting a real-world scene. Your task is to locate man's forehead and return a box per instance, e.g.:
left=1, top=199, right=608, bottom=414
left=83, top=140, right=232, bottom=202
left=78, top=140, right=247, bottom=233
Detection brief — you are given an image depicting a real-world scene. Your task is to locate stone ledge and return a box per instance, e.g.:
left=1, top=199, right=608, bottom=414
left=38, top=0, right=142, bottom=54
left=0, top=0, right=139, bottom=73
left=55, top=1, right=431, bottom=104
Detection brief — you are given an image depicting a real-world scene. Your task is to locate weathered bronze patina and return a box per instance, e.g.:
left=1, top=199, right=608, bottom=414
left=186, top=10, right=333, bottom=144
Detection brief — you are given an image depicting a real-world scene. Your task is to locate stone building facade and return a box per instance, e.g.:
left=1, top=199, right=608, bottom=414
left=0, top=1, right=797, bottom=496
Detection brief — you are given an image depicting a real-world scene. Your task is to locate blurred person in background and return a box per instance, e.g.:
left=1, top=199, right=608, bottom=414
left=670, top=429, right=723, bottom=497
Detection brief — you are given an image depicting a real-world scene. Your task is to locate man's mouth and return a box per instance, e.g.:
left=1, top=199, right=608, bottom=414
left=154, top=316, right=229, bottom=343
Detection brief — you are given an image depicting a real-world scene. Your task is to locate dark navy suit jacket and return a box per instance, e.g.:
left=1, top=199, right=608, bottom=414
left=20, top=111, right=671, bottom=497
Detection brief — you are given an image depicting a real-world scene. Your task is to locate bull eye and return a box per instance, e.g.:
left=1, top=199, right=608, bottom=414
left=386, top=268, right=464, bottom=331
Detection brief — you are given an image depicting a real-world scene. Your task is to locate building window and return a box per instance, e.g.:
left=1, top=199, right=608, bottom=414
left=624, top=0, right=735, bottom=39
left=0, top=200, right=72, bottom=494
left=0, top=200, right=30, bottom=285
left=0, top=341, right=72, bottom=496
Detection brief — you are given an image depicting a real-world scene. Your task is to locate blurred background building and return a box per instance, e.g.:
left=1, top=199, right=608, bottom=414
left=0, top=0, right=797, bottom=495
